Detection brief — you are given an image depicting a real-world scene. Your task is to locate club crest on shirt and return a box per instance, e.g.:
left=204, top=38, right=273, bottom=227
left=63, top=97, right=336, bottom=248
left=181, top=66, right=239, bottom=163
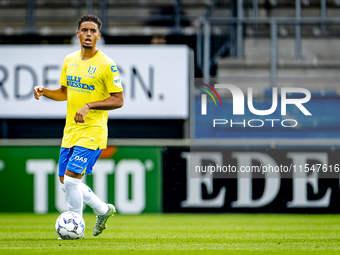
left=88, top=66, right=97, bottom=76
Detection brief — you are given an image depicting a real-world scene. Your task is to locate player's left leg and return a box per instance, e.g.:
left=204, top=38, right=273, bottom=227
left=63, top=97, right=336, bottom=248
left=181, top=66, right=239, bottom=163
left=78, top=148, right=110, bottom=215
left=80, top=182, right=109, bottom=215
left=79, top=148, right=116, bottom=236
left=93, top=203, right=116, bottom=236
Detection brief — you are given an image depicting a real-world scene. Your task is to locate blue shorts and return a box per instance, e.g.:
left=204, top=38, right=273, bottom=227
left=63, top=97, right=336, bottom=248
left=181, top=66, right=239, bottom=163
left=58, top=146, right=102, bottom=176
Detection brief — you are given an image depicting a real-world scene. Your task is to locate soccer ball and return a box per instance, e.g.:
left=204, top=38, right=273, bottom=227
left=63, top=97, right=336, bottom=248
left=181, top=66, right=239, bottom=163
left=55, top=211, right=85, bottom=239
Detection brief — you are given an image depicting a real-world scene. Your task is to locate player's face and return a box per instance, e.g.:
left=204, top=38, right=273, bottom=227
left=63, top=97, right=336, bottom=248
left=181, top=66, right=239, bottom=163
left=77, top=21, right=101, bottom=49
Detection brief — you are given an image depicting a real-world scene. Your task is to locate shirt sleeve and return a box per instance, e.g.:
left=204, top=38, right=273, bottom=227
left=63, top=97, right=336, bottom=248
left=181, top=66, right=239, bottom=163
left=59, top=57, right=68, bottom=87
left=104, top=62, right=123, bottom=93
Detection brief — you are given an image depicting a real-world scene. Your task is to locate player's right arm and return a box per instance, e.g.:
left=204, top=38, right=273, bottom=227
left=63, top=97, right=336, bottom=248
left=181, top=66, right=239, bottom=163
left=33, top=85, right=67, bottom=101
left=34, top=55, right=69, bottom=101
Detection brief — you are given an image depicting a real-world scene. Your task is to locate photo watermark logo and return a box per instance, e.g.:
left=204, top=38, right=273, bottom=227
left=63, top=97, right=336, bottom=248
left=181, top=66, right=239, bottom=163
left=197, top=82, right=312, bottom=128
left=190, top=78, right=339, bottom=180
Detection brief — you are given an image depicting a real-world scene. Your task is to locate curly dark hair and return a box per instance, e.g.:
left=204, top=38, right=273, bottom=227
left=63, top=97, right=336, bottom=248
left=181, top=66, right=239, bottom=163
left=78, top=15, right=102, bottom=31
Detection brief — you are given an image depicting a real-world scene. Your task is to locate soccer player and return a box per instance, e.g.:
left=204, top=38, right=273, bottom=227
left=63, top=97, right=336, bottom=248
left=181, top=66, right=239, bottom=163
left=33, top=15, right=124, bottom=237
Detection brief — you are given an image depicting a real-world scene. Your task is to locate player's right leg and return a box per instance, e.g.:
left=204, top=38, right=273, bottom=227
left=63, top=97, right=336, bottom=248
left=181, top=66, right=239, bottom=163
left=58, top=147, right=83, bottom=217
left=64, top=170, right=84, bottom=217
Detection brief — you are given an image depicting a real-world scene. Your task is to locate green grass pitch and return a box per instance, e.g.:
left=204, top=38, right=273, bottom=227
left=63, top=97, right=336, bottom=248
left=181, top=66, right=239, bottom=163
left=0, top=213, right=340, bottom=255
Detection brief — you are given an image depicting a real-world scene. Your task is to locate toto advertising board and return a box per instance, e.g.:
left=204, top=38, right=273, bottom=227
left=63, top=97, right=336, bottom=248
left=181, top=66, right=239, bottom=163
left=0, top=146, right=161, bottom=214
left=0, top=45, right=189, bottom=119
left=163, top=147, right=340, bottom=213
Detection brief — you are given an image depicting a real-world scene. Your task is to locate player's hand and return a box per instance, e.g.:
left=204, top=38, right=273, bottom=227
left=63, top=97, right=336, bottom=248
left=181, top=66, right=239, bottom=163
left=74, top=104, right=91, bottom=124
left=34, top=86, right=45, bottom=100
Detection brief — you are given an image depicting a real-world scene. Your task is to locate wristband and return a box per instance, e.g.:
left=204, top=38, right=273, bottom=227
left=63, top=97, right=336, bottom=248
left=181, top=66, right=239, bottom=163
left=86, top=103, right=91, bottom=109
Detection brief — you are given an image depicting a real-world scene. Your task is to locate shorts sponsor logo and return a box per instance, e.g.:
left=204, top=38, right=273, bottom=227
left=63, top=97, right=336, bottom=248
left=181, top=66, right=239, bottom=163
left=74, top=156, right=88, bottom=163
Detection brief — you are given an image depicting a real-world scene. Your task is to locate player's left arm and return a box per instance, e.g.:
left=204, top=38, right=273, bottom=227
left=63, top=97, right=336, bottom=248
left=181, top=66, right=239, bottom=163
left=74, top=92, right=124, bottom=123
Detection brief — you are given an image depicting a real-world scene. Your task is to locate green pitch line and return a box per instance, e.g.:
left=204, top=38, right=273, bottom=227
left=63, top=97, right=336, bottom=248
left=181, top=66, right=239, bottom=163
left=0, top=213, right=340, bottom=255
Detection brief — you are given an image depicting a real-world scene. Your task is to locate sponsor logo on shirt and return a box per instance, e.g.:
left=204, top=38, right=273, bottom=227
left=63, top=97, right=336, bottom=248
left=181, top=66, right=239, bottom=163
left=113, top=76, right=122, bottom=87
left=111, top=65, right=118, bottom=73
left=67, top=75, right=95, bottom=91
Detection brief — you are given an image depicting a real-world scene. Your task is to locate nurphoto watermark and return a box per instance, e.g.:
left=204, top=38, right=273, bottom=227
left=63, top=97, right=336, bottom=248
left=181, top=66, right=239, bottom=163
left=189, top=78, right=339, bottom=179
